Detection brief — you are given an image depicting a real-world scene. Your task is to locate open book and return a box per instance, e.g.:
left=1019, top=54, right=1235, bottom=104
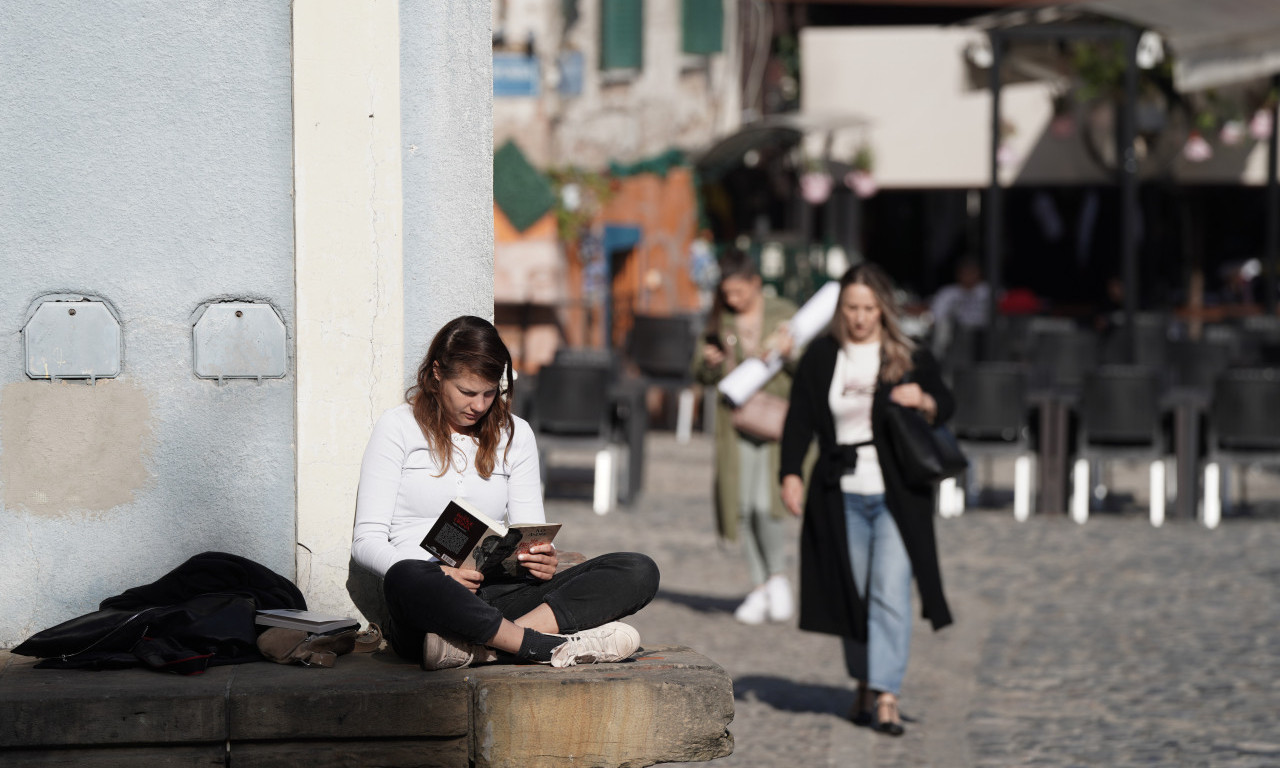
left=420, top=497, right=562, bottom=579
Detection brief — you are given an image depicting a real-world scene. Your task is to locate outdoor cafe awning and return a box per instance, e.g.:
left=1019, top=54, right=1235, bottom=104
left=693, top=111, right=870, bottom=183
left=1085, top=0, right=1280, bottom=92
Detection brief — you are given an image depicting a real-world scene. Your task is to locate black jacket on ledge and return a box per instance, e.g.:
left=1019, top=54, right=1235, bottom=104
left=13, top=551, right=305, bottom=674
left=779, top=335, right=955, bottom=643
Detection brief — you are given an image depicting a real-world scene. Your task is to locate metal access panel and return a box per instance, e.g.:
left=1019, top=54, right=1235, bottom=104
left=24, top=300, right=122, bottom=380
left=192, top=302, right=288, bottom=380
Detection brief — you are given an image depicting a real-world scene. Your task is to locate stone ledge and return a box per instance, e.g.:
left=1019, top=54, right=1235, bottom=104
left=0, top=644, right=733, bottom=768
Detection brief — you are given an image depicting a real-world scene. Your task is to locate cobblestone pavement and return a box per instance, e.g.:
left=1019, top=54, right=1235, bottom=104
left=543, top=433, right=1280, bottom=768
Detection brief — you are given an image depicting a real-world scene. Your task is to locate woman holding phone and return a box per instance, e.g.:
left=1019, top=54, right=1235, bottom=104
left=691, top=249, right=797, bottom=625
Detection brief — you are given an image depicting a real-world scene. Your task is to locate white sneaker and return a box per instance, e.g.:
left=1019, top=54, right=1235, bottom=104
left=733, top=586, right=769, bottom=625
left=421, top=633, right=498, bottom=671
left=549, top=622, right=641, bottom=668
left=765, top=575, right=794, bottom=622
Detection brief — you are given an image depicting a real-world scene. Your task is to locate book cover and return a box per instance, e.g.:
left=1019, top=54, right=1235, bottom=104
left=420, top=497, right=562, bottom=578
left=255, top=608, right=360, bottom=635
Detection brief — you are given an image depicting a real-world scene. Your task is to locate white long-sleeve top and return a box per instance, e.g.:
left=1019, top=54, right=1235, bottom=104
left=351, top=402, right=545, bottom=579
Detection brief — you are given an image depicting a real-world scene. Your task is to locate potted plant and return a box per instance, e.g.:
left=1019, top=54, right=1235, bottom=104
left=844, top=144, right=877, bottom=199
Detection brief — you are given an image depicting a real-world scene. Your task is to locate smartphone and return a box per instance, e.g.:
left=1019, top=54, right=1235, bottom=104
left=704, top=333, right=724, bottom=350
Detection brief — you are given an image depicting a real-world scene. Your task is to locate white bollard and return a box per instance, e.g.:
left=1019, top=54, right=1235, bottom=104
left=1070, top=458, right=1090, bottom=524
left=1013, top=455, right=1032, bottom=522
left=1148, top=460, right=1165, bottom=528
left=1202, top=462, right=1221, bottom=529
left=676, top=388, right=695, bottom=444
left=593, top=448, right=615, bottom=515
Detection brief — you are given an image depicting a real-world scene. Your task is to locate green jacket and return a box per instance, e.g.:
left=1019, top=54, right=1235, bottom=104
left=691, top=295, right=799, bottom=541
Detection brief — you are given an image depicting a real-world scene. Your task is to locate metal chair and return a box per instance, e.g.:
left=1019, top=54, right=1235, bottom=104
left=1167, top=338, right=1234, bottom=393
left=627, top=314, right=700, bottom=443
left=552, top=346, right=646, bottom=504
left=1070, top=365, right=1167, bottom=526
left=948, top=362, right=1034, bottom=521
left=530, top=362, right=625, bottom=514
left=1100, top=312, right=1172, bottom=368
left=937, top=323, right=983, bottom=379
left=1238, top=315, right=1280, bottom=365
left=1028, top=326, right=1098, bottom=392
left=1201, top=368, right=1280, bottom=528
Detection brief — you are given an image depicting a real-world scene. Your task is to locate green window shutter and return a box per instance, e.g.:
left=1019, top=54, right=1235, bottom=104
left=682, top=0, right=723, bottom=55
left=493, top=140, right=556, bottom=233
left=601, top=0, right=643, bottom=71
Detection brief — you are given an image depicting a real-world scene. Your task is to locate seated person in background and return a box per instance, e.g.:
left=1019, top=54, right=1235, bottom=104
left=352, top=315, right=660, bottom=670
left=929, top=258, right=989, bottom=356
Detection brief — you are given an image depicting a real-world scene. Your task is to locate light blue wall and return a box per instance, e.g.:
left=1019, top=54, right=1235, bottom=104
left=0, top=1, right=295, bottom=645
left=401, top=0, right=495, bottom=382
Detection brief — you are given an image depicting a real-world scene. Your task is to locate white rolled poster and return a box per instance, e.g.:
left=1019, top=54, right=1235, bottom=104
left=717, top=280, right=840, bottom=406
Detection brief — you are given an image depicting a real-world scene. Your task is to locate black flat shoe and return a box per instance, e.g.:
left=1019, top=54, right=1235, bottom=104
left=848, top=685, right=874, bottom=727
left=874, top=694, right=905, bottom=737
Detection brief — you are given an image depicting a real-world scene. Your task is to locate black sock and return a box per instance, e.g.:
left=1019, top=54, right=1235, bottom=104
left=516, top=628, right=564, bottom=663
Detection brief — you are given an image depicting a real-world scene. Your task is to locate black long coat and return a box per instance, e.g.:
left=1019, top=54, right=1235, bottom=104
left=779, top=335, right=954, bottom=641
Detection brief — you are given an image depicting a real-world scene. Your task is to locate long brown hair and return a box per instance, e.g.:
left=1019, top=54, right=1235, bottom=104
left=833, top=263, right=916, bottom=383
left=406, top=315, right=515, bottom=478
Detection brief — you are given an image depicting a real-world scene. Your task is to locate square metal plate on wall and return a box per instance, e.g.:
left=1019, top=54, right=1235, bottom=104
left=24, top=300, right=122, bottom=381
left=192, top=302, right=288, bottom=381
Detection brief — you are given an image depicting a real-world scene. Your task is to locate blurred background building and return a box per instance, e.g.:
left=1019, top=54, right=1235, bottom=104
left=493, top=0, right=1280, bottom=373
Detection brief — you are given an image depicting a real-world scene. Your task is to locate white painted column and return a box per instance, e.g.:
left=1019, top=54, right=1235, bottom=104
left=293, top=0, right=405, bottom=617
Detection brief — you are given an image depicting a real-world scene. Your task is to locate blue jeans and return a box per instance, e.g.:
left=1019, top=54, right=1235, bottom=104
left=840, top=493, right=912, bottom=694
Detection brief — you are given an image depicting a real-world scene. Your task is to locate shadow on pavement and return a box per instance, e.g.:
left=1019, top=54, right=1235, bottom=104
left=733, top=675, right=852, bottom=716
left=653, top=588, right=740, bottom=615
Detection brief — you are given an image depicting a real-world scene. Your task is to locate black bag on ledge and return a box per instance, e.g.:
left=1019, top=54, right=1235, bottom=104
left=13, top=551, right=305, bottom=674
left=884, top=403, right=968, bottom=489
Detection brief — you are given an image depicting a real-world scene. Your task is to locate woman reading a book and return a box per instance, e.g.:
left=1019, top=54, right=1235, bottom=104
left=353, top=315, right=659, bottom=670
left=779, top=264, right=954, bottom=736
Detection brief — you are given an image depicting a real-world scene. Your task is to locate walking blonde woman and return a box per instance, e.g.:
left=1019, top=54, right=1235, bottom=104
left=779, top=264, right=954, bottom=735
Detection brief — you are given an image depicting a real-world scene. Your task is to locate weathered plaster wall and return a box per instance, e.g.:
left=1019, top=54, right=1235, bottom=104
left=293, top=0, right=406, bottom=618
left=295, top=0, right=493, bottom=620
left=0, top=1, right=295, bottom=645
left=401, top=1, right=495, bottom=375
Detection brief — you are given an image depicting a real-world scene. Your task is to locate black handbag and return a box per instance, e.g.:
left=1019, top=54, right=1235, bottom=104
left=883, top=402, right=968, bottom=488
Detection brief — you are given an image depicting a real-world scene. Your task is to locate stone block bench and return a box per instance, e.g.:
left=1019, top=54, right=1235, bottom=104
left=0, top=645, right=733, bottom=768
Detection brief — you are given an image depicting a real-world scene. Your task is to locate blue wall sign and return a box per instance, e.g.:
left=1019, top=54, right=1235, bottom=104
left=493, top=53, right=540, bottom=97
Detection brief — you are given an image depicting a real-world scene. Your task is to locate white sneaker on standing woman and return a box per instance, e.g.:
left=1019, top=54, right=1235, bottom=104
left=733, top=585, right=770, bottom=625
left=765, top=574, right=794, bottom=622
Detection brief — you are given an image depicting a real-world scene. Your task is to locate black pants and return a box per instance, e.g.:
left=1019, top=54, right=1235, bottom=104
left=383, top=552, right=659, bottom=662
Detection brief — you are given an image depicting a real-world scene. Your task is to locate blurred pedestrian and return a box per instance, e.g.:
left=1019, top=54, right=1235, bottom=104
left=780, top=263, right=954, bottom=736
left=928, top=257, right=989, bottom=356
left=692, top=250, right=798, bottom=625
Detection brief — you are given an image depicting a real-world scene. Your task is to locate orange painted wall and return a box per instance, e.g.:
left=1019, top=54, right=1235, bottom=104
left=492, top=167, right=703, bottom=367
left=599, top=167, right=701, bottom=347
left=493, top=205, right=562, bottom=374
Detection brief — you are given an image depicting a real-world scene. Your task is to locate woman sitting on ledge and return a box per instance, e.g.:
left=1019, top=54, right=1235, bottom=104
left=352, top=315, right=659, bottom=670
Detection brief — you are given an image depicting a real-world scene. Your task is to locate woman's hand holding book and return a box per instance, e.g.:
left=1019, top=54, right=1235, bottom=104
left=441, top=565, right=484, bottom=592
left=516, top=543, right=559, bottom=581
